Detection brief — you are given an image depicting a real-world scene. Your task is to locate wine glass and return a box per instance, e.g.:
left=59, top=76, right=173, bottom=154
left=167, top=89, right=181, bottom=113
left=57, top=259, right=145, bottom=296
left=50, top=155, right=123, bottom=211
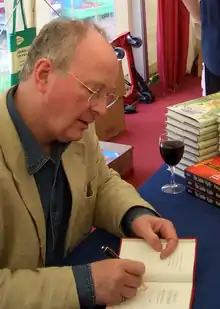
left=159, top=133, right=185, bottom=194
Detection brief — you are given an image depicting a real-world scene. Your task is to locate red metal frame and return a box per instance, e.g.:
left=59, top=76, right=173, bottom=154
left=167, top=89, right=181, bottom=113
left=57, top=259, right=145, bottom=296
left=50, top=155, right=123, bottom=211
left=111, top=31, right=140, bottom=105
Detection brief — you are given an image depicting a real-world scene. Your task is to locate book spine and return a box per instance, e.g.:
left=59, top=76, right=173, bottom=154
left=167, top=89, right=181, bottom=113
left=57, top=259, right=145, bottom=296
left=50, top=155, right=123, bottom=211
left=185, top=177, right=220, bottom=199
left=185, top=170, right=220, bottom=195
left=186, top=186, right=220, bottom=208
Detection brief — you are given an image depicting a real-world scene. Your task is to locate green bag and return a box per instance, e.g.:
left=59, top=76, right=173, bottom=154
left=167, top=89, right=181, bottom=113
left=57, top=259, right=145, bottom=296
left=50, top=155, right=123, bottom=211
left=8, top=0, right=36, bottom=86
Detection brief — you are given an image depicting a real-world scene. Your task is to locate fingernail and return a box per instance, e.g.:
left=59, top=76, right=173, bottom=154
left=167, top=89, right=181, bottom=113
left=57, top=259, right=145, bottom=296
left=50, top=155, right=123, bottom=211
left=160, top=252, right=166, bottom=259
left=156, top=244, right=163, bottom=252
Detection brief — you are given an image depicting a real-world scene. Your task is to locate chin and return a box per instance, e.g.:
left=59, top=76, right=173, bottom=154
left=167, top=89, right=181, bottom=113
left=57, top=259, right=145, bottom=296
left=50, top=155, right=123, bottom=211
left=61, top=130, right=85, bottom=142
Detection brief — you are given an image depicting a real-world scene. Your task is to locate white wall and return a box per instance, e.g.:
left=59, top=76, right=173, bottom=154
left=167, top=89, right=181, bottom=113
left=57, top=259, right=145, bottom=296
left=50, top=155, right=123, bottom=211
left=129, top=0, right=148, bottom=80
left=145, top=0, right=157, bottom=74
left=35, top=0, right=51, bottom=33
left=35, top=0, right=131, bottom=37
left=5, top=0, right=35, bottom=32
left=5, top=0, right=131, bottom=76
left=115, top=0, right=129, bottom=36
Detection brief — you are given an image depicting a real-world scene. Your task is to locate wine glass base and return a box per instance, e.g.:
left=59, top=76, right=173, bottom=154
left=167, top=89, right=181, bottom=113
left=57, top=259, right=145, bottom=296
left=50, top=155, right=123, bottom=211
left=162, top=183, right=185, bottom=195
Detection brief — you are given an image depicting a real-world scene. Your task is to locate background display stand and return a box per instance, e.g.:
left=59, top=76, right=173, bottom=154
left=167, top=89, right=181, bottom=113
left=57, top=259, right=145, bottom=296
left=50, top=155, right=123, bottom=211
left=60, top=0, right=114, bottom=21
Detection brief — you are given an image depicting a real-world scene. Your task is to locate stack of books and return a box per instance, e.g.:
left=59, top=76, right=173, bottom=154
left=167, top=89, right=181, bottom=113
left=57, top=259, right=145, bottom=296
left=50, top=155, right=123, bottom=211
left=218, top=113, right=220, bottom=153
left=165, top=94, right=220, bottom=177
left=184, top=157, right=220, bottom=208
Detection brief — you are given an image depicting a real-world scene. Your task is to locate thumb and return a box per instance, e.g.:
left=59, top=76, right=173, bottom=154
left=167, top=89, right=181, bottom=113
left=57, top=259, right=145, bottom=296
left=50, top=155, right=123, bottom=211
left=142, top=226, right=162, bottom=252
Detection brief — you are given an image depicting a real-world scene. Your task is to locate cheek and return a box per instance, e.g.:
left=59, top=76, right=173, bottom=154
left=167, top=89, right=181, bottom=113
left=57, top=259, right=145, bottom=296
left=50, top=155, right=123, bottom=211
left=47, top=84, right=89, bottom=121
left=64, top=94, right=90, bottom=124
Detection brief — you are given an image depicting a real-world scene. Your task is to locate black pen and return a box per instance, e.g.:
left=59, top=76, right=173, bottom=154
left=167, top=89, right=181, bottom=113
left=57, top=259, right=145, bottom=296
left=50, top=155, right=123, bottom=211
left=101, top=246, right=120, bottom=259
left=101, top=245, right=147, bottom=290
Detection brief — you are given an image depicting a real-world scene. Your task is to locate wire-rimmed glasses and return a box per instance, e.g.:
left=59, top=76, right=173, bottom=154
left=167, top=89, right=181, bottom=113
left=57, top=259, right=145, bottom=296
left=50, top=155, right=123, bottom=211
left=68, top=71, right=118, bottom=108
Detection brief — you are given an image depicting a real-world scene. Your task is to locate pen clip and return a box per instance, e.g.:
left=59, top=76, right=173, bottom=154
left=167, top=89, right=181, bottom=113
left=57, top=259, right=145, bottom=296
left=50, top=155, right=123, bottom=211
left=101, top=246, right=120, bottom=259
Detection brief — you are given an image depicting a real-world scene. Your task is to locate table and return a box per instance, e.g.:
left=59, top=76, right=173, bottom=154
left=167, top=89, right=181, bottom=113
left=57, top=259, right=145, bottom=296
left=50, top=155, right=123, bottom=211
left=138, top=165, right=220, bottom=309
left=64, top=165, right=220, bottom=309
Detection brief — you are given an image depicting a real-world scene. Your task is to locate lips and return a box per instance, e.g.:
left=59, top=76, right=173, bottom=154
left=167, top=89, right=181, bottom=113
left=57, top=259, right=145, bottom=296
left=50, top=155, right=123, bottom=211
left=80, top=120, right=89, bottom=125
left=78, top=119, right=90, bottom=129
left=79, top=118, right=94, bottom=126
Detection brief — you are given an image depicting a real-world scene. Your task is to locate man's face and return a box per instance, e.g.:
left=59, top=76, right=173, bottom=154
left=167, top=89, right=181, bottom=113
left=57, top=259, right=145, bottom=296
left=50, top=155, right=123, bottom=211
left=34, top=29, right=119, bottom=142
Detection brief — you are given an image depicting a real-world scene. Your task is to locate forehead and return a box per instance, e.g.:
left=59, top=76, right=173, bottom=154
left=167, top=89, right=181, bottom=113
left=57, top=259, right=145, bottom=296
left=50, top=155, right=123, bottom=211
left=69, top=29, right=119, bottom=87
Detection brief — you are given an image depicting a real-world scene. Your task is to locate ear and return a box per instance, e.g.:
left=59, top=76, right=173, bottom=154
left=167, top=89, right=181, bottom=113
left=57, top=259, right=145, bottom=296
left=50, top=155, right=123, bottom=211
left=33, top=58, right=53, bottom=93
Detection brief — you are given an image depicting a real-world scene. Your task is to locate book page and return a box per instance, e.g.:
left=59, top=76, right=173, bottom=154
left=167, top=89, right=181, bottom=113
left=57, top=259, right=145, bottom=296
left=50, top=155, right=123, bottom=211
left=108, top=282, right=193, bottom=309
left=120, top=239, right=196, bottom=282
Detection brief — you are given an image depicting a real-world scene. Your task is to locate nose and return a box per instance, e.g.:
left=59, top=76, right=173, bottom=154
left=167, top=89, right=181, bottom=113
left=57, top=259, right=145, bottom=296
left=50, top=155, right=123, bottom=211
left=92, top=99, right=107, bottom=116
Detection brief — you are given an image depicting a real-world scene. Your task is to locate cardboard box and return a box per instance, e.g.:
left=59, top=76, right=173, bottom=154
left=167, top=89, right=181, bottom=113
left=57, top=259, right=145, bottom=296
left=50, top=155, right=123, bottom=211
left=95, top=60, right=126, bottom=141
left=100, top=141, right=133, bottom=177
left=95, top=97, right=125, bottom=141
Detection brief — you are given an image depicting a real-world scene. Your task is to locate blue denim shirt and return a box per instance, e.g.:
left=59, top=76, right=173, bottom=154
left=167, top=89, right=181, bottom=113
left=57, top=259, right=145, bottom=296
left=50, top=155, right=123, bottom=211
left=7, top=85, right=157, bottom=309
left=201, top=0, right=220, bottom=76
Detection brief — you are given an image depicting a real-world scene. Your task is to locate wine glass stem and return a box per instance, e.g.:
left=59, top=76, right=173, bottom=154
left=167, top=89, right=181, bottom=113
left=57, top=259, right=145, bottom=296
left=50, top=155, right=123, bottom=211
left=170, top=166, right=176, bottom=186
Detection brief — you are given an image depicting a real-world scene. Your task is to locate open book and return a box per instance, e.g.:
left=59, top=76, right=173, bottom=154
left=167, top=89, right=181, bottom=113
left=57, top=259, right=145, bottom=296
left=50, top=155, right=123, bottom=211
left=108, top=239, right=196, bottom=309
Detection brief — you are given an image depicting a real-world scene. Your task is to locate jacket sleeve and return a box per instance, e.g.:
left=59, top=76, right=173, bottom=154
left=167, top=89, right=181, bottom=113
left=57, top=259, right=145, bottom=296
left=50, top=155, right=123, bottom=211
left=0, top=171, right=80, bottom=309
left=0, top=266, right=79, bottom=309
left=92, top=128, right=159, bottom=236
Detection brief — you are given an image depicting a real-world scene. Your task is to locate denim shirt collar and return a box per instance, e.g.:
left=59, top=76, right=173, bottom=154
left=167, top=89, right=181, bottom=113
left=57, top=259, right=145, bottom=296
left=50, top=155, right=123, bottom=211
left=6, top=85, right=67, bottom=175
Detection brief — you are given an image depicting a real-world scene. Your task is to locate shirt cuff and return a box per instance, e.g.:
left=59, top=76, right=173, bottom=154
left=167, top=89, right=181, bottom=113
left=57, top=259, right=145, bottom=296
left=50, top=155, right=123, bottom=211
left=121, top=206, right=158, bottom=237
left=72, top=264, right=95, bottom=309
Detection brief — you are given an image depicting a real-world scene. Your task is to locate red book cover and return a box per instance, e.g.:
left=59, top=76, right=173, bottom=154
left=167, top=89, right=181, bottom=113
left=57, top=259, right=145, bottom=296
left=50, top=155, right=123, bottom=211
left=185, top=156, right=220, bottom=188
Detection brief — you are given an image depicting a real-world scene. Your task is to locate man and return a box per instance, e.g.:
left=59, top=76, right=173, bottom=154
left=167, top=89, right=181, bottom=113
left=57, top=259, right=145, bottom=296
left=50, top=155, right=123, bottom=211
left=182, top=0, right=220, bottom=95
left=0, top=19, right=178, bottom=309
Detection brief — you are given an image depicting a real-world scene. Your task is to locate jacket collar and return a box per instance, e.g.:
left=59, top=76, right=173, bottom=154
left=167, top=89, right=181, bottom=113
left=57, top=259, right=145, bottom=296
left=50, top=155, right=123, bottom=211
left=0, top=88, right=87, bottom=263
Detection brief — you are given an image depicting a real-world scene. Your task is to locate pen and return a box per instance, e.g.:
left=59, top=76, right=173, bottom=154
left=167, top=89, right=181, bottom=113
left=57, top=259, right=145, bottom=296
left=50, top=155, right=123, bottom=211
left=101, top=246, right=120, bottom=259
left=101, top=246, right=147, bottom=290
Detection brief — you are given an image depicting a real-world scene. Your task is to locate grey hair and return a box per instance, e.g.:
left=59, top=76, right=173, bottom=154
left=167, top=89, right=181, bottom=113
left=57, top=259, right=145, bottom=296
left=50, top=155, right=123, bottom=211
left=20, top=18, right=107, bottom=81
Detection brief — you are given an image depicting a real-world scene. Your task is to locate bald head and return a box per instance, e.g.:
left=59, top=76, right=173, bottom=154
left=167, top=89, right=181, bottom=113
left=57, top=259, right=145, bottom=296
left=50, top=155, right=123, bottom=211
left=20, top=18, right=114, bottom=81
left=71, top=27, right=119, bottom=90
left=16, top=18, right=120, bottom=144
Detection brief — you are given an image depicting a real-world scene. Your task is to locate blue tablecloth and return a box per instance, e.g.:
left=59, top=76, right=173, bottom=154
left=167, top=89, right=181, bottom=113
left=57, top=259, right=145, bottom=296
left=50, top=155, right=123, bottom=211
left=138, top=165, right=220, bottom=309
left=64, top=165, right=220, bottom=309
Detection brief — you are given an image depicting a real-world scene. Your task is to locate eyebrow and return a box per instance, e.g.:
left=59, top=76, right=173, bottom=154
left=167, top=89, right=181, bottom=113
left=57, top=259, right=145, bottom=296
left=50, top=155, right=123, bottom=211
left=98, top=83, right=117, bottom=92
left=88, top=82, right=116, bottom=93
left=108, top=87, right=117, bottom=93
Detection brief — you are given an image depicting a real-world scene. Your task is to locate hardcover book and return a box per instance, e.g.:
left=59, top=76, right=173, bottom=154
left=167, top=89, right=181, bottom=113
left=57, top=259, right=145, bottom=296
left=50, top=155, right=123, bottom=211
left=107, top=239, right=196, bottom=309
left=167, top=93, right=220, bottom=128
left=184, top=156, right=220, bottom=190
left=186, top=186, right=220, bottom=208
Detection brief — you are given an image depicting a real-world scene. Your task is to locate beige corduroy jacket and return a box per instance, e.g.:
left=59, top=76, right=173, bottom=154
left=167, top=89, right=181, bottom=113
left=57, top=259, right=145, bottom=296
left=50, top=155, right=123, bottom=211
left=0, top=90, right=155, bottom=309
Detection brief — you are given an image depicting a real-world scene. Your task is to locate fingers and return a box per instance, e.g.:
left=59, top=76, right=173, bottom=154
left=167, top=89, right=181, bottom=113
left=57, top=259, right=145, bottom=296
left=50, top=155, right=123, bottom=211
left=159, top=220, right=178, bottom=259
left=121, top=286, right=137, bottom=299
left=160, top=219, right=178, bottom=242
left=124, top=273, right=142, bottom=289
left=161, top=238, right=178, bottom=259
left=123, top=259, right=145, bottom=276
left=142, top=226, right=163, bottom=252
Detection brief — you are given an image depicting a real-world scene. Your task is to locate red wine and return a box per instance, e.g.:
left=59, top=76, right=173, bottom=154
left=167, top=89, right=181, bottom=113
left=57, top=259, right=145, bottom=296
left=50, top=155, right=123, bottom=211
left=160, top=140, right=184, bottom=166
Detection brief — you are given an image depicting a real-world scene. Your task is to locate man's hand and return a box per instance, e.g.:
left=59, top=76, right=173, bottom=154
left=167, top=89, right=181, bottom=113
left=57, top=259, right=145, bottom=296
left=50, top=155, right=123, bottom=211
left=91, top=259, right=145, bottom=306
left=131, top=215, right=178, bottom=259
